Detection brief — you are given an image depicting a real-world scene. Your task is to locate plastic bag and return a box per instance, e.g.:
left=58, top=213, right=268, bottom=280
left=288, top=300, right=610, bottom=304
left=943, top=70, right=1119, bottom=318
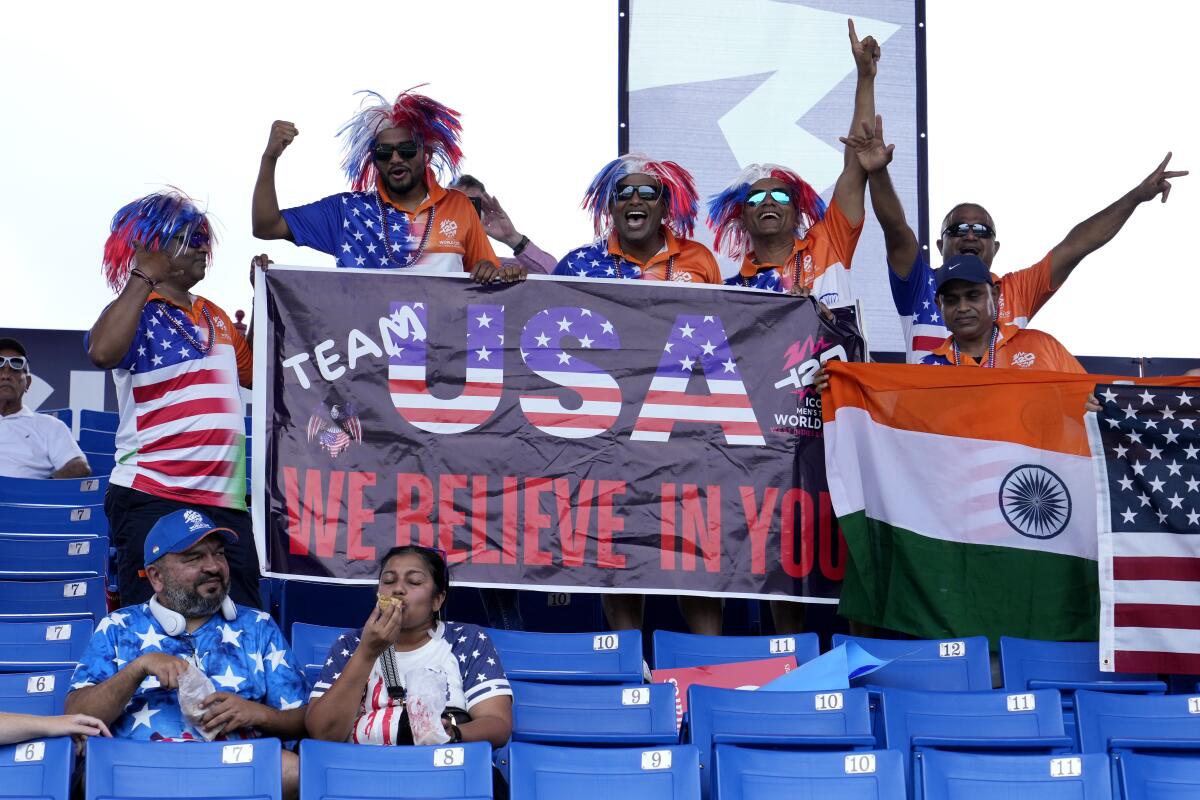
left=405, top=667, right=451, bottom=746
left=177, top=662, right=219, bottom=741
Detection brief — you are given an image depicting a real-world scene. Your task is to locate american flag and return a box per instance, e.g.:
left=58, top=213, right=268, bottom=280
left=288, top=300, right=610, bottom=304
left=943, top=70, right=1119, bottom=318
left=630, top=314, right=764, bottom=446
left=893, top=268, right=949, bottom=362
left=388, top=301, right=504, bottom=434
left=519, top=307, right=622, bottom=437
left=1090, top=383, right=1200, bottom=674
left=116, top=302, right=245, bottom=508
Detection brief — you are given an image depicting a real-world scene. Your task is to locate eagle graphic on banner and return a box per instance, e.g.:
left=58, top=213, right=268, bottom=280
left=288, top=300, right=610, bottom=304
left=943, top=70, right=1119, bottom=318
left=307, top=402, right=363, bottom=459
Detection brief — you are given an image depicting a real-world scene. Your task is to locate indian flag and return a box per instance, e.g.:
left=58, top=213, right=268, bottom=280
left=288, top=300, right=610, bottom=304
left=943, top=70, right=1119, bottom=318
left=822, top=362, right=1105, bottom=643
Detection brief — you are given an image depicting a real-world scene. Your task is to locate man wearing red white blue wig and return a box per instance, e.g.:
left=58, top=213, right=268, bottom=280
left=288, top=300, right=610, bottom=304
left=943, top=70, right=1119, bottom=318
left=706, top=20, right=879, bottom=309
left=253, top=87, right=519, bottom=284
left=553, top=154, right=722, bottom=285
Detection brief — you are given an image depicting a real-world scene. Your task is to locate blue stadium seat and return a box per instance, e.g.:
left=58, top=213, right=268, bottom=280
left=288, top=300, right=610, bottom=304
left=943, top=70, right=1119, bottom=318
left=831, top=635, right=993, bottom=692
left=0, top=669, right=72, bottom=715
left=82, top=451, right=115, bottom=476
left=1115, top=751, right=1200, bottom=800
left=509, top=742, right=701, bottom=800
left=688, top=685, right=875, bottom=799
left=86, top=736, right=282, bottom=800
left=0, top=620, right=93, bottom=674
left=0, top=535, right=108, bottom=580
left=0, top=505, right=107, bottom=537
left=39, top=408, right=72, bottom=426
left=77, top=427, right=116, bottom=454
left=0, top=577, right=107, bottom=625
left=299, top=739, right=492, bottom=799
left=917, top=750, right=1112, bottom=800
left=79, top=409, right=118, bottom=433
left=290, top=622, right=352, bottom=687
left=1000, top=637, right=1166, bottom=749
left=0, top=737, right=73, bottom=800
left=511, top=680, right=678, bottom=745
left=1075, top=691, right=1200, bottom=754
left=276, top=579, right=376, bottom=637
left=0, top=475, right=107, bottom=506
left=519, top=591, right=605, bottom=633
left=652, top=630, right=819, bottom=670
left=488, top=629, right=643, bottom=684
left=878, top=687, right=1071, bottom=797
left=714, top=746, right=905, bottom=800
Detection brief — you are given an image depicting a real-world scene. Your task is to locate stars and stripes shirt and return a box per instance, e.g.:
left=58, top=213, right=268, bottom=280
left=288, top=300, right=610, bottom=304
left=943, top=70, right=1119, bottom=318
left=726, top=199, right=862, bottom=307
left=90, top=294, right=251, bottom=510
left=1090, top=383, right=1200, bottom=674
left=281, top=176, right=497, bottom=272
left=552, top=230, right=722, bottom=284
left=890, top=252, right=1056, bottom=363
left=309, top=621, right=510, bottom=746
left=69, top=603, right=306, bottom=740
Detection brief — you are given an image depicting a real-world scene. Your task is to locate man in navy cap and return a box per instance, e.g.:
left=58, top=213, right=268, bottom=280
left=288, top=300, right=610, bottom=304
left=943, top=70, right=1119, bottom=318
left=66, top=508, right=306, bottom=797
left=920, top=254, right=1085, bottom=373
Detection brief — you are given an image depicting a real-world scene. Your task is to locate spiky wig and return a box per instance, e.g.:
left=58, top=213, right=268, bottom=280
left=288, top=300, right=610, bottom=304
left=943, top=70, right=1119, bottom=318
left=102, top=189, right=214, bottom=292
left=338, top=87, right=463, bottom=191
left=706, top=164, right=826, bottom=258
left=582, top=154, right=699, bottom=240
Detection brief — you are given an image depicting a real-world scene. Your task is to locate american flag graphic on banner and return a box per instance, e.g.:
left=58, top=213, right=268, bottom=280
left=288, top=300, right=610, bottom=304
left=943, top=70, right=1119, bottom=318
left=519, top=307, right=623, bottom=438
left=1089, top=383, right=1200, bottom=674
left=631, top=313, right=764, bottom=446
left=387, top=301, right=504, bottom=434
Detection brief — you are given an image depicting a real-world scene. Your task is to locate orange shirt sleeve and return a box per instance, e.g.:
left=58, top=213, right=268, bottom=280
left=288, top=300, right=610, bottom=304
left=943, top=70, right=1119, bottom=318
left=998, top=252, right=1056, bottom=324
left=460, top=202, right=499, bottom=270
left=696, top=244, right=723, bottom=284
left=816, top=199, right=865, bottom=269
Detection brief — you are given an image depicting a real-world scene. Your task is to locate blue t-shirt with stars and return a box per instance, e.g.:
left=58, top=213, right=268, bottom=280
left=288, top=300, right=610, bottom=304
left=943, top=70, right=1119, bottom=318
left=70, top=603, right=306, bottom=741
left=309, top=621, right=509, bottom=745
left=552, top=241, right=642, bottom=279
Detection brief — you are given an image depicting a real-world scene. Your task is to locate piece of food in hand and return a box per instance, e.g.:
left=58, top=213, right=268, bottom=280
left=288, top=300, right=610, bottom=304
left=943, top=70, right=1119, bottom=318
left=377, top=593, right=404, bottom=610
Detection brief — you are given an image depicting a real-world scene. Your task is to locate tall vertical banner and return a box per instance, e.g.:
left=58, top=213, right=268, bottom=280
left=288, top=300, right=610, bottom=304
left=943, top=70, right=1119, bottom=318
left=253, top=266, right=862, bottom=602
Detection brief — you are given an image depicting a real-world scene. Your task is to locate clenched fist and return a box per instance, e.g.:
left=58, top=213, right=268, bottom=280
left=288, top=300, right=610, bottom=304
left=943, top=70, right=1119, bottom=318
left=262, top=120, right=299, bottom=161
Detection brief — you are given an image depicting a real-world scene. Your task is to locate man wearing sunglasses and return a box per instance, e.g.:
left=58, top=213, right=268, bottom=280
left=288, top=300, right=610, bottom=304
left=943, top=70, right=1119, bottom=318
left=706, top=20, right=879, bottom=310
left=553, top=154, right=721, bottom=286
left=841, top=115, right=1188, bottom=362
left=86, top=190, right=265, bottom=611
left=0, top=337, right=90, bottom=479
left=253, top=89, right=518, bottom=284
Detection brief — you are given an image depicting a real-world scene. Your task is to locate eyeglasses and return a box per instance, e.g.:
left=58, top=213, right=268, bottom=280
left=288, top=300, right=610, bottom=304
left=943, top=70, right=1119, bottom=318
left=167, top=231, right=210, bottom=250
left=746, top=189, right=792, bottom=207
left=0, top=356, right=28, bottom=371
left=941, top=222, right=995, bottom=239
left=373, top=142, right=421, bottom=162
left=614, top=184, right=662, bottom=202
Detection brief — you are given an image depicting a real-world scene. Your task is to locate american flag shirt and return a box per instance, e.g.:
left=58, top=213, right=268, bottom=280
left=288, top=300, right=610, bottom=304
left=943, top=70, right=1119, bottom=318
left=552, top=230, right=722, bottom=284
left=890, top=252, right=1056, bottom=364
left=281, top=177, right=497, bottom=273
left=309, top=621, right=510, bottom=745
left=1090, top=383, right=1200, bottom=674
left=90, top=294, right=251, bottom=510
left=69, top=603, right=306, bottom=740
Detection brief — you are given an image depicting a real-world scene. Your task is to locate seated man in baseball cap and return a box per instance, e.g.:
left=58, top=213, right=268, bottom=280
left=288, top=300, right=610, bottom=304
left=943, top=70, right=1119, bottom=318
left=65, top=508, right=307, bottom=798
left=920, top=254, right=1085, bottom=373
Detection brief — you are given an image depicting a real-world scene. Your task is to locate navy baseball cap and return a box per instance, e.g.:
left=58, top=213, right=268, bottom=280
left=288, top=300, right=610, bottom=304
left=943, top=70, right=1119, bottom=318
left=144, top=508, right=238, bottom=566
left=933, top=254, right=993, bottom=295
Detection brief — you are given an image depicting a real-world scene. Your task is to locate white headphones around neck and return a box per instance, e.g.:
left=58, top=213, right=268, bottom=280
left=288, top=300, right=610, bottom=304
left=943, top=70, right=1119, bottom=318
left=149, top=595, right=237, bottom=637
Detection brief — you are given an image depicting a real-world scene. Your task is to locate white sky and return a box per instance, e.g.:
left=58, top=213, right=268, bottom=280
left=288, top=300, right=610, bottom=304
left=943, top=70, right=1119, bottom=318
left=2, top=0, right=1195, bottom=360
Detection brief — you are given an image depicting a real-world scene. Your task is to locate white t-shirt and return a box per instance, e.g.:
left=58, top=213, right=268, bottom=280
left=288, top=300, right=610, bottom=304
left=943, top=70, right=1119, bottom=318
left=0, top=406, right=86, bottom=478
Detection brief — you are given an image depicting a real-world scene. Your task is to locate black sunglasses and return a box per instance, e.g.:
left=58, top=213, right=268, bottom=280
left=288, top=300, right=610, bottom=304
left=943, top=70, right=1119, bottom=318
left=614, top=184, right=662, bottom=202
left=170, top=231, right=210, bottom=250
left=941, top=222, right=995, bottom=239
left=0, top=356, right=27, bottom=371
left=373, top=142, right=421, bottom=162
left=746, top=189, right=792, bottom=207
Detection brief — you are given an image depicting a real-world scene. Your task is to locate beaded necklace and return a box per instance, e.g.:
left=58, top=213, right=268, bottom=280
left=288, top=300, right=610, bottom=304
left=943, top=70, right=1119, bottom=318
left=158, top=301, right=215, bottom=356
left=610, top=251, right=676, bottom=280
left=375, top=192, right=436, bottom=268
left=741, top=251, right=803, bottom=290
left=952, top=324, right=1000, bottom=368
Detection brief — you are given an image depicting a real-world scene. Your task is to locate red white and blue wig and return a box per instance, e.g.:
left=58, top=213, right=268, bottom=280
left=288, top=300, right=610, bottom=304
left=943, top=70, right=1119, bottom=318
left=583, top=154, right=699, bottom=240
left=102, top=190, right=215, bottom=293
left=706, top=163, right=826, bottom=258
left=338, top=87, right=464, bottom=192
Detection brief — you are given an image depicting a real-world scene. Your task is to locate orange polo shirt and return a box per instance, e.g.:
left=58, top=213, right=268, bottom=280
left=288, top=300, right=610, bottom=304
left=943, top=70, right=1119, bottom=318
left=926, top=322, right=1086, bottom=373
left=608, top=229, right=722, bottom=284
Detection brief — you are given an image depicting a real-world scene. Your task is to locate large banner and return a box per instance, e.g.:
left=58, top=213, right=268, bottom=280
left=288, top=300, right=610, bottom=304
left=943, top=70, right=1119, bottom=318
left=253, top=266, right=861, bottom=602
